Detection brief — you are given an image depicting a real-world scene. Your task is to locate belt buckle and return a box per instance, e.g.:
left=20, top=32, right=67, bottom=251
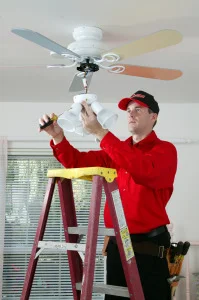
left=158, top=246, right=164, bottom=258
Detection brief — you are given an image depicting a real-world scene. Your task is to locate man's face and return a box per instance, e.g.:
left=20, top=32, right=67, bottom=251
left=126, top=101, right=157, bottom=134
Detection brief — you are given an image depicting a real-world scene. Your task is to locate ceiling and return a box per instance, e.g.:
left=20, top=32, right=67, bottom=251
left=0, top=0, right=199, bottom=104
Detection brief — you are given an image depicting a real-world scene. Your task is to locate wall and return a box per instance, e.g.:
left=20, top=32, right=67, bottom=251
left=1, top=101, right=199, bottom=299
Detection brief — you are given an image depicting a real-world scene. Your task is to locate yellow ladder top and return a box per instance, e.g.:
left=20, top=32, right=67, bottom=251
left=47, top=167, right=117, bottom=182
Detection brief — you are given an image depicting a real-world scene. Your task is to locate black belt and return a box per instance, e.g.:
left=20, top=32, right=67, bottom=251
left=134, top=225, right=167, bottom=239
left=132, top=241, right=168, bottom=258
left=109, top=226, right=168, bottom=258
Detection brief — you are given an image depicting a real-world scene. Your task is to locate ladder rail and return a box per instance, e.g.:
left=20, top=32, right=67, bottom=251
left=57, top=178, right=83, bottom=300
left=103, top=179, right=145, bottom=300
left=21, top=177, right=56, bottom=300
left=80, top=175, right=103, bottom=300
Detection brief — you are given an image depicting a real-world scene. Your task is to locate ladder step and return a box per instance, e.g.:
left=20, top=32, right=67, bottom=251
left=68, top=226, right=115, bottom=236
left=36, top=241, right=103, bottom=258
left=38, top=241, right=86, bottom=252
left=76, top=282, right=130, bottom=297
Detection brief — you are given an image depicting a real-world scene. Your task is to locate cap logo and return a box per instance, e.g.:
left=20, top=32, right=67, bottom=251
left=130, top=94, right=145, bottom=99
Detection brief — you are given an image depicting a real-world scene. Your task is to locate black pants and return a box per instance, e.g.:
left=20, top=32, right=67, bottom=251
left=105, top=230, right=171, bottom=300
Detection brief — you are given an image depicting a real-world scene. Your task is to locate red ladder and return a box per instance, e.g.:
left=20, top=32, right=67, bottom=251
left=21, top=167, right=145, bottom=300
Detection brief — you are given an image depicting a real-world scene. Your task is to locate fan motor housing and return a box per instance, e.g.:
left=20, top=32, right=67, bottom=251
left=67, top=26, right=105, bottom=58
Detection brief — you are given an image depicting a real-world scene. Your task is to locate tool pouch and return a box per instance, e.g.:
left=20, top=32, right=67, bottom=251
left=166, top=241, right=190, bottom=297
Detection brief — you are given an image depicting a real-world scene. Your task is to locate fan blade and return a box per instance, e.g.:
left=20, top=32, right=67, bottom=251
left=0, top=65, right=48, bottom=68
left=0, top=64, right=74, bottom=69
left=11, top=28, right=80, bottom=59
left=69, top=73, right=93, bottom=92
left=105, top=30, right=182, bottom=61
left=47, top=64, right=68, bottom=68
left=112, top=64, right=182, bottom=80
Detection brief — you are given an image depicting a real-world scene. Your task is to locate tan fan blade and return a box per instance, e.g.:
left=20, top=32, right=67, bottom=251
left=105, top=30, right=182, bottom=60
left=112, top=65, right=182, bottom=80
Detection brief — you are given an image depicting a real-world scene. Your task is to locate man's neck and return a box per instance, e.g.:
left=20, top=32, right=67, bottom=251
left=132, top=130, right=153, bottom=144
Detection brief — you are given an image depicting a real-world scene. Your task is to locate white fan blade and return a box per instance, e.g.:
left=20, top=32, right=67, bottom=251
left=69, top=73, right=93, bottom=92
left=11, top=28, right=80, bottom=58
left=104, top=30, right=182, bottom=61
left=47, top=64, right=67, bottom=68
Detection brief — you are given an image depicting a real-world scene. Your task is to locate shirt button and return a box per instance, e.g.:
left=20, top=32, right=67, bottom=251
left=123, top=189, right=126, bottom=192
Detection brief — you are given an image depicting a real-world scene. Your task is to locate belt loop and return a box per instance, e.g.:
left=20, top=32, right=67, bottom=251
left=158, top=245, right=165, bottom=258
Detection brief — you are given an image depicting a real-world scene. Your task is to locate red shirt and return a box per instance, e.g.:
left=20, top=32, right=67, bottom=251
left=50, top=131, right=177, bottom=234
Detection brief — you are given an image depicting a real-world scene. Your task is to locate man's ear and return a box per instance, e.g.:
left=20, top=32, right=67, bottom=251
left=152, top=113, right=158, bottom=121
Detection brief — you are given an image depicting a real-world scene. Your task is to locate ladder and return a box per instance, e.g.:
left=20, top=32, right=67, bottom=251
left=21, top=167, right=145, bottom=300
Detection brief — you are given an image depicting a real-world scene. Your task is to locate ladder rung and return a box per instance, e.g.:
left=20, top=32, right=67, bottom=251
left=38, top=241, right=86, bottom=252
left=36, top=241, right=103, bottom=258
left=68, top=227, right=115, bottom=236
left=76, top=282, right=130, bottom=297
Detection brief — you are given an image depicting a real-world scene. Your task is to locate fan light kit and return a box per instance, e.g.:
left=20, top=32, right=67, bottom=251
left=57, top=77, right=118, bottom=136
left=11, top=26, right=183, bottom=93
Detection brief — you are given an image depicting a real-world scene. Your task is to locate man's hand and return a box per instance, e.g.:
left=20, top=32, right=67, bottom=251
left=81, top=101, right=109, bottom=141
left=102, top=236, right=110, bottom=256
left=39, top=113, right=64, bottom=145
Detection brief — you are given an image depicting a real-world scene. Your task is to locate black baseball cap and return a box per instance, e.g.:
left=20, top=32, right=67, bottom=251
left=118, top=90, right=160, bottom=114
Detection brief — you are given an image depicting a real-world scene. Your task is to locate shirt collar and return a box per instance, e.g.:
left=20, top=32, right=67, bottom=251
left=126, top=131, right=158, bottom=149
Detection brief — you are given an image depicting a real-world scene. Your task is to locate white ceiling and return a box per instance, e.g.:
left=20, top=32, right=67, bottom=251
left=0, top=0, right=199, bottom=104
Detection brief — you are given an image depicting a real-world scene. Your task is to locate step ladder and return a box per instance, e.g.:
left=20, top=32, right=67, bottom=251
left=21, top=167, right=145, bottom=300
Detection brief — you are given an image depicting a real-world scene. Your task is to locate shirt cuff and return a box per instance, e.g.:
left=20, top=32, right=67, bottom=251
left=50, top=137, right=69, bottom=155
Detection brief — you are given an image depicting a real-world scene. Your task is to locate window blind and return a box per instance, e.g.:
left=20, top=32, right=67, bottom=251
left=3, top=156, right=105, bottom=299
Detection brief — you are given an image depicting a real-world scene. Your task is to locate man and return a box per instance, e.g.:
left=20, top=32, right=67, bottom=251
left=39, top=90, right=177, bottom=300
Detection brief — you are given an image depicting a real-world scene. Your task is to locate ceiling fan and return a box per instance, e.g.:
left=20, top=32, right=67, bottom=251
left=11, top=26, right=183, bottom=92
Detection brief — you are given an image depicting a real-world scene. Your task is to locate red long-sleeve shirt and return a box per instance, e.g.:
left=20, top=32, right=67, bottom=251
left=50, top=131, right=177, bottom=234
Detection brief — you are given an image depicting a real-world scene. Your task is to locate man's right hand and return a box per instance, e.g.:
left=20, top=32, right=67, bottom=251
left=39, top=113, right=64, bottom=145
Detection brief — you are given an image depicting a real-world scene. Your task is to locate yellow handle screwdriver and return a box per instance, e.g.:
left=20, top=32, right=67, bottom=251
left=39, top=115, right=58, bottom=130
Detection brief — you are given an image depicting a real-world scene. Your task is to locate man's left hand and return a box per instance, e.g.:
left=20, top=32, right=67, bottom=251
left=81, top=101, right=109, bottom=140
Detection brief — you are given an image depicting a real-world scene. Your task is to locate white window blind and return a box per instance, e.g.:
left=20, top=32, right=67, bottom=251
left=3, top=156, right=105, bottom=299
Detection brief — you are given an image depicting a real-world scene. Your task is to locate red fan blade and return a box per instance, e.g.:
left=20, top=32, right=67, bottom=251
left=112, top=64, right=182, bottom=80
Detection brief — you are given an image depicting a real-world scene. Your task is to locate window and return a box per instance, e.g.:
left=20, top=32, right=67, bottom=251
left=3, top=156, right=105, bottom=299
